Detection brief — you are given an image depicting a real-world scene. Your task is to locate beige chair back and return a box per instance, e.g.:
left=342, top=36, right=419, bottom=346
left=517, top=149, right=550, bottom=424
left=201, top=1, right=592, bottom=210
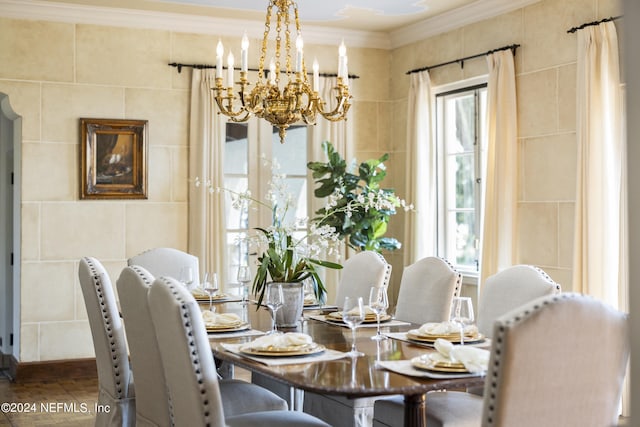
left=78, top=257, right=135, bottom=427
left=148, top=276, right=227, bottom=427
left=128, top=247, right=200, bottom=284
left=477, top=265, right=560, bottom=337
left=117, top=266, right=171, bottom=427
left=395, top=257, right=461, bottom=324
left=483, top=293, right=629, bottom=427
left=334, top=251, right=392, bottom=306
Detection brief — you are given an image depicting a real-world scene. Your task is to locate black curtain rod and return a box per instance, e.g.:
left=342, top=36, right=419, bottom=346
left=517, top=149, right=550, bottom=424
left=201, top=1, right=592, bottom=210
left=567, top=15, right=622, bottom=33
left=405, top=44, right=520, bottom=75
left=167, top=62, right=359, bottom=79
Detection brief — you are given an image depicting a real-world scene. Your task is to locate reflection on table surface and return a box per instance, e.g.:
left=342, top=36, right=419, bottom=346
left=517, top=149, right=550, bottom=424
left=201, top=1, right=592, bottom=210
left=205, top=300, right=485, bottom=398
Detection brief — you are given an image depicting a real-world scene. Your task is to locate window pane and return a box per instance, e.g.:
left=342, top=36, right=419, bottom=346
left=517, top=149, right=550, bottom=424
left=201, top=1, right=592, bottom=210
left=452, top=153, right=475, bottom=209
left=225, top=123, right=248, bottom=174
left=272, top=125, right=307, bottom=175
left=223, top=177, right=249, bottom=230
left=454, top=211, right=477, bottom=269
left=454, top=94, right=475, bottom=152
left=271, top=177, right=307, bottom=227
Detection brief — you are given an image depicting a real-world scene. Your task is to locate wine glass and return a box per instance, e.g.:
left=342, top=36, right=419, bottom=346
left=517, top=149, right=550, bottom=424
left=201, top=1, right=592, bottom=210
left=449, top=296, right=475, bottom=345
left=342, top=296, right=365, bottom=357
left=369, top=286, right=389, bottom=341
left=179, top=266, right=194, bottom=289
left=202, top=272, right=219, bottom=312
left=236, top=265, right=251, bottom=307
left=265, top=283, right=284, bottom=335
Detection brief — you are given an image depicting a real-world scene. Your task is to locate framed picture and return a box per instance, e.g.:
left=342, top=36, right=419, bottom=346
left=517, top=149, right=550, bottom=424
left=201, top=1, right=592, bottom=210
left=80, top=118, right=148, bottom=199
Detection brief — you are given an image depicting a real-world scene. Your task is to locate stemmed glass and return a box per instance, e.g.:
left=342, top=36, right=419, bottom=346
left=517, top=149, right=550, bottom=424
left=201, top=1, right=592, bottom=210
left=179, top=266, right=194, bottom=289
left=342, top=296, right=365, bottom=357
left=449, top=296, right=475, bottom=345
left=202, top=272, right=219, bottom=312
left=237, top=265, right=251, bottom=307
left=265, top=283, right=284, bottom=335
left=369, top=286, right=389, bottom=341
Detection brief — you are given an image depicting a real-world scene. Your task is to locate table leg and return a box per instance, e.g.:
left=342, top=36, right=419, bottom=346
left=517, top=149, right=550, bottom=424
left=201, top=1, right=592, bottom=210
left=404, top=393, right=426, bottom=427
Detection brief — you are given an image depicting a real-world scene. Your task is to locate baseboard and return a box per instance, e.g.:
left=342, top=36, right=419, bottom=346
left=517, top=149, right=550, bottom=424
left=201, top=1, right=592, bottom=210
left=8, top=356, right=97, bottom=382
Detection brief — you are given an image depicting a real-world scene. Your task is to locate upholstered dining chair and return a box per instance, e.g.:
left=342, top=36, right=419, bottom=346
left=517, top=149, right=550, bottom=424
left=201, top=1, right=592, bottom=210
left=128, top=247, right=200, bottom=285
left=374, top=292, right=630, bottom=427
left=372, top=264, right=561, bottom=426
left=78, top=257, right=135, bottom=427
left=147, top=275, right=331, bottom=427
left=475, top=264, right=561, bottom=337
left=333, top=250, right=392, bottom=306
left=394, top=256, right=462, bottom=324
left=116, top=266, right=289, bottom=426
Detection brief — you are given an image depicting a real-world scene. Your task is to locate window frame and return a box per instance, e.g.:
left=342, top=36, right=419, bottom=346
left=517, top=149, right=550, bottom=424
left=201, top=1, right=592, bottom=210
left=433, top=77, right=488, bottom=284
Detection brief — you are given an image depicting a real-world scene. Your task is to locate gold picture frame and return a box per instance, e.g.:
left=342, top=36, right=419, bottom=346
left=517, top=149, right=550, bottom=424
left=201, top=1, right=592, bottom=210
left=80, top=118, right=148, bottom=199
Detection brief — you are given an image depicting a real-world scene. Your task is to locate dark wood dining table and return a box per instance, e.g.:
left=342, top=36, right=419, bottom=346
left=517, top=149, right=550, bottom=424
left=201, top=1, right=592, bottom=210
left=206, top=300, right=485, bottom=427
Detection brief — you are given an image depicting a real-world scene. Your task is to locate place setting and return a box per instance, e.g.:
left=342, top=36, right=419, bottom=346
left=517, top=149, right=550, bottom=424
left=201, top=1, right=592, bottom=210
left=221, top=332, right=348, bottom=366
left=377, top=337, right=490, bottom=380
left=201, top=310, right=264, bottom=338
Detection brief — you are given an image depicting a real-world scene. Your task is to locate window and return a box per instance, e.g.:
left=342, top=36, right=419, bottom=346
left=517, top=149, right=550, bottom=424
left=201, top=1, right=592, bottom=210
left=223, top=120, right=310, bottom=280
left=435, top=84, right=487, bottom=278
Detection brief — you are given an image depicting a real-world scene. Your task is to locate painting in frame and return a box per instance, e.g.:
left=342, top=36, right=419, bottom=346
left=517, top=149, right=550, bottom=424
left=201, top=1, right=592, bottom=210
left=80, top=118, right=148, bottom=199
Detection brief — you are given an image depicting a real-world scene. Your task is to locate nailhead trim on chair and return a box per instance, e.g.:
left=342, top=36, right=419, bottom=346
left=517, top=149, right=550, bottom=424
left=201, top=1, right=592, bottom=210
left=373, top=252, right=393, bottom=288
left=83, top=257, right=125, bottom=399
left=158, top=277, right=211, bottom=426
left=440, top=257, right=463, bottom=297
left=483, top=293, right=571, bottom=426
left=530, top=265, right=562, bottom=293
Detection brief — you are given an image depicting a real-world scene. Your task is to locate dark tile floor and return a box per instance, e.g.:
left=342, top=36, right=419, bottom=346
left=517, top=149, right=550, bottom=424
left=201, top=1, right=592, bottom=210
left=0, top=371, right=98, bottom=426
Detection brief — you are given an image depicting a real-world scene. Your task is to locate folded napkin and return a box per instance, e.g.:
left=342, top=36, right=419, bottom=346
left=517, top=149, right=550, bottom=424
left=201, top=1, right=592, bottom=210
left=346, top=305, right=376, bottom=316
left=202, top=311, right=242, bottom=327
left=434, top=338, right=489, bottom=373
left=191, top=287, right=208, bottom=297
left=249, top=332, right=313, bottom=350
left=417, top=321, right=478, bottom=336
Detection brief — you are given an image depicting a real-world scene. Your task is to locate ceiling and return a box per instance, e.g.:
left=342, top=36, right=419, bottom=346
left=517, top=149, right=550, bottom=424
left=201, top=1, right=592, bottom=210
left=4, top=0, right=539, bottom=48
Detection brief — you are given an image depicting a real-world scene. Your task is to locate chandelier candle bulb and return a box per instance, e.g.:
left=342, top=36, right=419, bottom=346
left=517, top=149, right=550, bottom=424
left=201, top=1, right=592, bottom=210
left=295, top=35, right=303, bottom=73
left=313, top=58, right=319, bottom=92
left=241, top=33, right=249, bottom=73
left=227, top=52, right=235, bottom=87
left=269, top=58, right=276, bottom=84
left=338, top=41, right=347, bottom=79
left=216, top=40, right=224, bottom=79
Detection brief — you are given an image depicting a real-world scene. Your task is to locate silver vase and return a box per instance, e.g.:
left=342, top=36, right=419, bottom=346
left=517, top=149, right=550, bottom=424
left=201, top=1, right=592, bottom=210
left=273, top=282, right=304, bottom=328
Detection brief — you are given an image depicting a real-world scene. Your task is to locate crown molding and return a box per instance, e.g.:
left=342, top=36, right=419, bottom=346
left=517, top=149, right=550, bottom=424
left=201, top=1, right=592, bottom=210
left=0, top=0, right=390, bottom=49
left=389, top=0, right=541, bottom=49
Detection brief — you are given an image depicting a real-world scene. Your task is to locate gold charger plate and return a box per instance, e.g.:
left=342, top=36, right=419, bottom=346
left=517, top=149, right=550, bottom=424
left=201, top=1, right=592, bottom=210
left=194, top=293, right=229, bottom=302
left=239, top=343, right=326, bottom=357
left=206, top=322, right=250, bottom=333
left=411, top=355, right=469, bottom=373
left=326, top=312, right=391, bottom=324
left=406, top=331, right=484, bottom=344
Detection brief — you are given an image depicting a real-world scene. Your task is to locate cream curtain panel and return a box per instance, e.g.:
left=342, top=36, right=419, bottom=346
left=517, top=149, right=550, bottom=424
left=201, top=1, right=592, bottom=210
left=309, top=76, right=353, bottom=302
left=573, top=21, right=627, bottom=313
left=479, top=50, right=518, bottom=286
left=188, top=69, right=228, bottom=283
left=404, top=70, right=437, bottom=265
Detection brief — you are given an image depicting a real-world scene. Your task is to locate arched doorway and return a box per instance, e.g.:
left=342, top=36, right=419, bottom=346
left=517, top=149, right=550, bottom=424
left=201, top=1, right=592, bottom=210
left=0, top=92, right=21, bottom=368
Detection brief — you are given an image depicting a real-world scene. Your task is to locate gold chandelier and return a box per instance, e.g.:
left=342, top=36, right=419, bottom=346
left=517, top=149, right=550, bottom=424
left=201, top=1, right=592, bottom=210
left=213, top=0, right=352, bottom=143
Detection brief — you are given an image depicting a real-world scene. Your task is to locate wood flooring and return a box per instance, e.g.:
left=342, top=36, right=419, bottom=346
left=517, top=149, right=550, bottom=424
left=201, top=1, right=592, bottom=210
left=0, top=371, right=98, bottom=426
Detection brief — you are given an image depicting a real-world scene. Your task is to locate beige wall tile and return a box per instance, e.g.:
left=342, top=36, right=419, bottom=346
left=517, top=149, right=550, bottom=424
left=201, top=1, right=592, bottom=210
left=42, top=84, right=125, bottom=143
left=522, top=0, right=594, bottom=72
left=21, top=261, right=75, bottom=323
left=76, top=25, right=172, bottom=88
left=377, top=102, right=392, bottom=152
left=0, top=81, right=41, bottom=141
left=518, top=202, right=558, bottom=266
left=40, top=203, right=126, bottom=260
left=19, top=323, right=39, bottom=362
left=522, top=133, right=577, bottom=201
left=349, top=48, right=390, bottom=102
left=597, top=0, right=623, bottom=23
left=558, top=64, right=578, bottom=132
left=39, top=321, right=94, bottom=360
left=172, top=146, right=189, bottom=202
left=558, top=202, right=575, bottom=269
left=0, top=18, right=74, bottom=82
left=389, top=99, right=407, bottom=153
left=125, top=203, right=188, bottom=257
left=21, top=203, right=40, bottom=261
left=463, top=10, right=524, bottom=59
left=147, top=147, right=173, bottom=202
left=352, top=101, right=379, bottom=152
left=125, top=88, right=189, bottom=147
left=517, top=69, right=558, bottom=137
left=21, top=143, right=76, bottom=202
